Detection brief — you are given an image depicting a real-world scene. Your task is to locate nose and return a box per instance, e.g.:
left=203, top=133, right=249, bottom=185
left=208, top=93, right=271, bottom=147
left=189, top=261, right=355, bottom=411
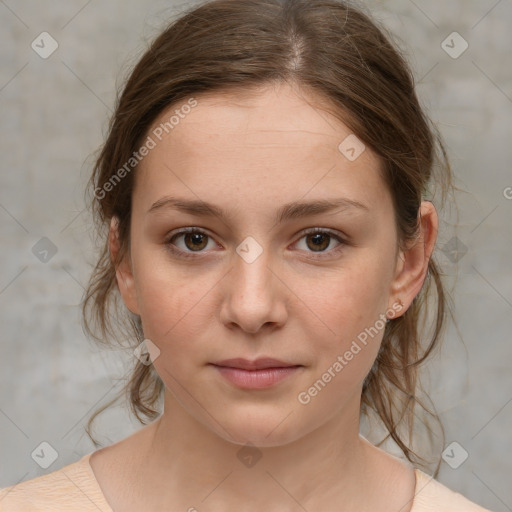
left=219, top=248, right=288, bottom=334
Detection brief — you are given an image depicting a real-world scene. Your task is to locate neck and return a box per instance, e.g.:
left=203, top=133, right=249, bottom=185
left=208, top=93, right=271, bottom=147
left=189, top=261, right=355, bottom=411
left=132, top=390, right=375, bottom=511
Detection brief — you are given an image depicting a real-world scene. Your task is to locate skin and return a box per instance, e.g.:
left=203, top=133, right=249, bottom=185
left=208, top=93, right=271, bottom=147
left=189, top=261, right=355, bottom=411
left=91, top=81, right=438, bottom=512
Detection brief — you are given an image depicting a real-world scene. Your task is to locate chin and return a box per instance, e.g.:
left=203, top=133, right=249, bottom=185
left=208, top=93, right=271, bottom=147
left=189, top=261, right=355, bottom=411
left=206, top=408, right=309, bottom=448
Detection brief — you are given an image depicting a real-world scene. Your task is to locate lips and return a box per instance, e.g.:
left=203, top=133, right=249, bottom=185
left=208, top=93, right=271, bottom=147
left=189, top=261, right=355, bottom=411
left=210, top=358, right=303, bottom=389
left=211, top=357, right=300, bottom=371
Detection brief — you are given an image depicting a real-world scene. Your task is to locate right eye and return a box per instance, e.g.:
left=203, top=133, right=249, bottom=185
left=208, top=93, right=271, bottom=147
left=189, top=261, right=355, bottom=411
left=164, top=227, right=221, bottom=258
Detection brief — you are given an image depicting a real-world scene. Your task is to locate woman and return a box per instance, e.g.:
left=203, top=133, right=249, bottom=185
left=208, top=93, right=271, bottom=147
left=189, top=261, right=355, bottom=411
left=0, top=0, right=492, bottom=510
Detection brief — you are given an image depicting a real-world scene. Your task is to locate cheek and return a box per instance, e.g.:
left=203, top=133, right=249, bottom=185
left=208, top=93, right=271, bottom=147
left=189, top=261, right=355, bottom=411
left=292, top=283, right=387, bottom=427
left=307, top=254, right=391, bottom=338
left=142, top=294, right=213, bottom=352
left=298, top=253, right=392, bottom=390
left=129, top=241, right=249, bottom=376
left=132, top=252, right=218, bottom=345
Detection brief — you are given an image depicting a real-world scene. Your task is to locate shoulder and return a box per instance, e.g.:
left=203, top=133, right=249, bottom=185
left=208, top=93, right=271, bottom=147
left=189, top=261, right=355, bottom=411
left=412, top=469, right=493, bottom=512
left=0, top=453, right=112, bottom=512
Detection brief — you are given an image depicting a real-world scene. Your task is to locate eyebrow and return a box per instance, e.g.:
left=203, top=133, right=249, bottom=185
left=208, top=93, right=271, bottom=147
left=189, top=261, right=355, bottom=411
left=147, top=195, right=369, bottom=223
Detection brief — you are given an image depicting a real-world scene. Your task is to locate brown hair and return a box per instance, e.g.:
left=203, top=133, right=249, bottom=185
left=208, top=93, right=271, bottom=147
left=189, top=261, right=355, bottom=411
left=82, top=0, right=456, bottom=473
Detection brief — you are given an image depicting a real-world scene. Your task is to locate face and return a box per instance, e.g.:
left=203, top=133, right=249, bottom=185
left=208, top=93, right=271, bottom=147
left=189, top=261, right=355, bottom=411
left=111, top=81, right=435, bottom=447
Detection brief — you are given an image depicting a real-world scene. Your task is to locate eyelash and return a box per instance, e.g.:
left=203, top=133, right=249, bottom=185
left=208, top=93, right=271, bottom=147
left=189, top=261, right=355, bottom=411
left=164, top=227, right=347, bottom=260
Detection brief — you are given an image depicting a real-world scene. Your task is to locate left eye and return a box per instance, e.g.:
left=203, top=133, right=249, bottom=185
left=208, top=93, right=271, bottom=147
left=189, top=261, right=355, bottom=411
left=294, top=229, right=345, bottom=255
left=165, top=228, right=345, bottom=258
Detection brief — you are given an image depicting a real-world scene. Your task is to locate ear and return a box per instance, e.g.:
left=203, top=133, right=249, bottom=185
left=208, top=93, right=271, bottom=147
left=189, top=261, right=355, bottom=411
left=109, top=216, right=140, bottom=315
left=387, top=201, right=438, bottom=317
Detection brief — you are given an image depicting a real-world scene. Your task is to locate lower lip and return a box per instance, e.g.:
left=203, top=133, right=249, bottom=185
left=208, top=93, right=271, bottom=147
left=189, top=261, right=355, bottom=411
left=212, top=365, right=301, bottom=389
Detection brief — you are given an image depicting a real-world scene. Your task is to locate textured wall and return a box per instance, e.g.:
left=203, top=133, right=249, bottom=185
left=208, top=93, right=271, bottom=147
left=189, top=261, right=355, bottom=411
left=0, top=0, right=510, bottom=510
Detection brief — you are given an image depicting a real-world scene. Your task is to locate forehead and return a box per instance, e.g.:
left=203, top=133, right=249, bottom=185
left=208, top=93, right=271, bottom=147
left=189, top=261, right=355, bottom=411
left=147, top=82, right=357, bottom=155
left=134, top=82, right=391, bottom=219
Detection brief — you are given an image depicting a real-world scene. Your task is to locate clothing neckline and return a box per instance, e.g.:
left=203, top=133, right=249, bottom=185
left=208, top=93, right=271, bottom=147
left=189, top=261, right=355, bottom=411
left=81, top=452, right=114, bottom=512
left=81, top=451, right=430, bottom=512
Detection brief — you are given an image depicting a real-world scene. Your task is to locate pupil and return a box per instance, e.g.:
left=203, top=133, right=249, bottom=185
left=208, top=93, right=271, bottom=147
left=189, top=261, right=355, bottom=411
left=186, top=233, right=207, bottom=251
left=309, top=233, right=329, bottom=251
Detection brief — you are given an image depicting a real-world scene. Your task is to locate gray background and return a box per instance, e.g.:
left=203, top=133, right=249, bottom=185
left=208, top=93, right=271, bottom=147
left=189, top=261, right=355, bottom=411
left=0, top=0, right=511, bottom=510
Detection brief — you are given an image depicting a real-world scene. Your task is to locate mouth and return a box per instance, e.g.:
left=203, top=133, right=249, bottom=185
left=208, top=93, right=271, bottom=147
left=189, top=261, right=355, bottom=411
left=209, top=358, right=304, bottom=389
left=212, top=357, right=301, bottom=370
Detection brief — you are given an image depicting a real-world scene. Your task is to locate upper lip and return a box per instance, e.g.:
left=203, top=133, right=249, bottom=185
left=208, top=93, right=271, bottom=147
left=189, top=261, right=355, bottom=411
left=211, top=358, right=301, bottom=370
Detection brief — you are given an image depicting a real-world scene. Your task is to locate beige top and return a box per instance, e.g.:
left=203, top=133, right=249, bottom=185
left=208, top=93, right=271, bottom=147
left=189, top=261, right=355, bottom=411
left=0, top=452, right=492, bottom=511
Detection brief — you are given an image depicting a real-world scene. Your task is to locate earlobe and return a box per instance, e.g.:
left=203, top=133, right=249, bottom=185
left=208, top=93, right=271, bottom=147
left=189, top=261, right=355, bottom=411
left=108, top=216, right=140, bottom=315
left=388, top=201, right=438, bottom=316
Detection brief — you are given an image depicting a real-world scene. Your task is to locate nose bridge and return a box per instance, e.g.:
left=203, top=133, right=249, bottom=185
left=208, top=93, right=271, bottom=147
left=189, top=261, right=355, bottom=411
left=233, top=242, right=275, bottom=302
left=221, top=238, right=286, bottom=332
